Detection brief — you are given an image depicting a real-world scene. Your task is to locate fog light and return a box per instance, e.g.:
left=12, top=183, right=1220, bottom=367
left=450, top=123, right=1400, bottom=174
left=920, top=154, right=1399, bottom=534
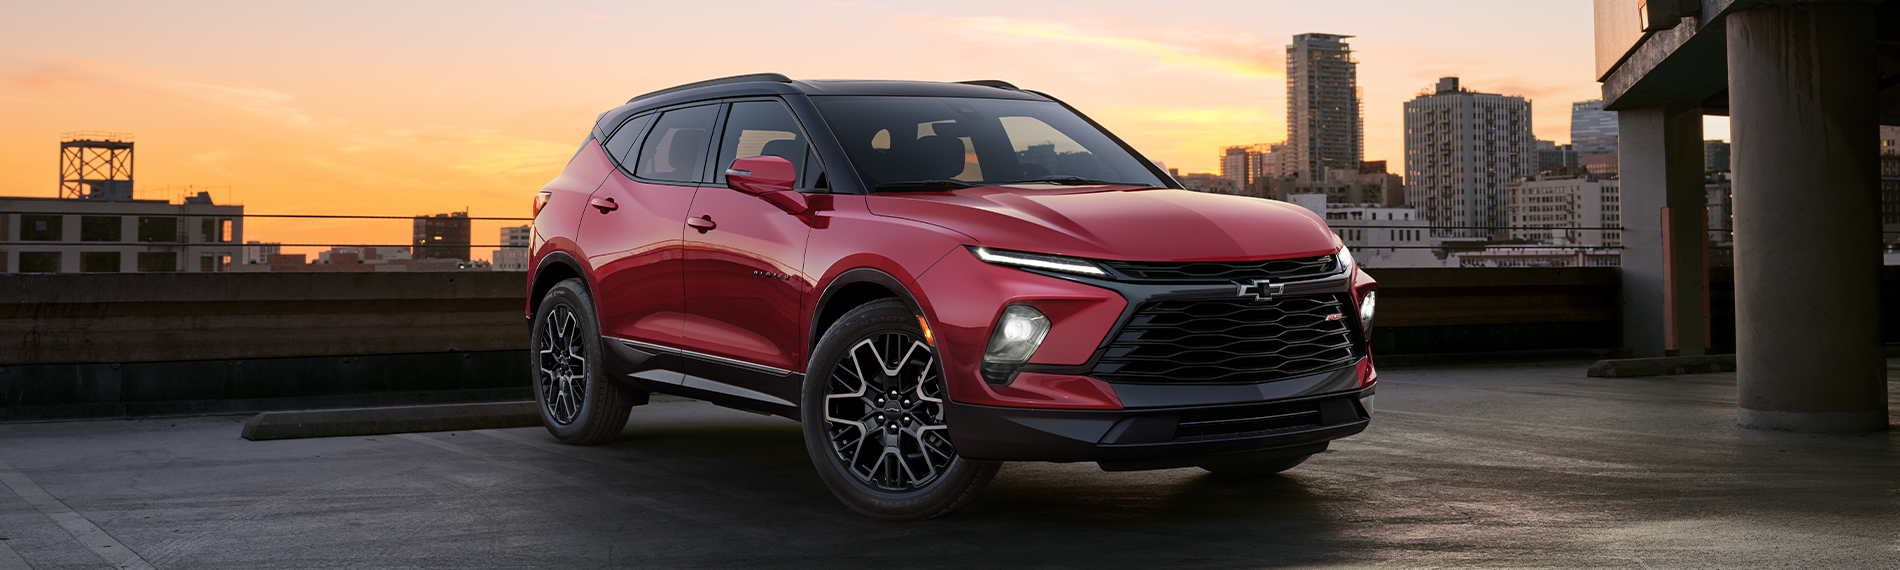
left=1358, top=290, right=1376, bottom=335
left=982, top=305, right=1050, bottom=384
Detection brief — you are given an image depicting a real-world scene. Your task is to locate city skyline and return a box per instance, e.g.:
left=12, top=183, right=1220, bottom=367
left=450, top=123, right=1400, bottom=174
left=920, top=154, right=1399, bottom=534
left=4, top=1, right=1652, bottom=249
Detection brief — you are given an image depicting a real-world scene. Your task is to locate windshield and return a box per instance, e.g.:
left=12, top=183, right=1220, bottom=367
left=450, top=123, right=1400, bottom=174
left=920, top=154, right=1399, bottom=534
left=812, top=96, right=1169, bottom=191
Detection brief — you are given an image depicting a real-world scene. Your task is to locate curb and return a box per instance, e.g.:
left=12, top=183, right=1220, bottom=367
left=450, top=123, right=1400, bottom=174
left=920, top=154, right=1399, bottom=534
left=1588, top=355, right=1735, bottom=378
left=242, top=401, right=541, bottom=441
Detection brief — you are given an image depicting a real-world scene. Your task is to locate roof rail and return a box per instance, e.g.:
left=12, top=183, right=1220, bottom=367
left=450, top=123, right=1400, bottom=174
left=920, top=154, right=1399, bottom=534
left=628, top=73, right=793, bottom=103
left=957, top=79, right=1020, bottom=90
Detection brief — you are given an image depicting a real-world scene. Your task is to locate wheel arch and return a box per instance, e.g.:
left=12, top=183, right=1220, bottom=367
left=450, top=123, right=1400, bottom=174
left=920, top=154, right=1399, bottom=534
left=530, top=251, right=587, bottom=317
left=809, top=268, right=928, bottom=356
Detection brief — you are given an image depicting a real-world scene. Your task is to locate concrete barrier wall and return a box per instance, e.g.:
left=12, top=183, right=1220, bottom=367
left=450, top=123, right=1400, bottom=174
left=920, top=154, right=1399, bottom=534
left=1366, top=267, right=1624, bottom=365
left=0, top=268, right=1745, bottom=420
left=0, top=272, right=525, bottom=364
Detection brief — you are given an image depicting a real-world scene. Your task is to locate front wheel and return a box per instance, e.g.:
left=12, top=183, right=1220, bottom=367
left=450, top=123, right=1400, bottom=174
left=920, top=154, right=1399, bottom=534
left=801, top=299, right=998, bottom=521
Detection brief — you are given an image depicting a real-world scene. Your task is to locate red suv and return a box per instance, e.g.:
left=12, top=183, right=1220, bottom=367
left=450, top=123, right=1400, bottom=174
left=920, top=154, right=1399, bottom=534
left=527, top=74, right=1378, bottom=520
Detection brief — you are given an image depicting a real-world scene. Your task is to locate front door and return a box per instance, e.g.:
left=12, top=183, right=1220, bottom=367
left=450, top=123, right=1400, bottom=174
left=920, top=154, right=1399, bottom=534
left=680, top=99, right=822, bottom=406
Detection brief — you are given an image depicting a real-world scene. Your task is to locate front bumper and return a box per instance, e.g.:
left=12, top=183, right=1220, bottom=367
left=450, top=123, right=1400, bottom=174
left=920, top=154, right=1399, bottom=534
left=944, top=363, right=1374, bottom=470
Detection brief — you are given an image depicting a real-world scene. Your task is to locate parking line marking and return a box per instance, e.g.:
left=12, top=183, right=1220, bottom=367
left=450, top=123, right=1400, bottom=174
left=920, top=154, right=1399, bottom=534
left=0, top=538, right=29, bottom=570
left=392, top=433, right=792, bottom=546
left=0, top=458, right=154, bottom=570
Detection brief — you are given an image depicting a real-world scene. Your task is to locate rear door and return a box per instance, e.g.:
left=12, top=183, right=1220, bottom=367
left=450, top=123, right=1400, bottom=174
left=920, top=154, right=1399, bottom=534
left=577, top=104, right=716, bottom=354
left=679, top=99, right=825, bottom=407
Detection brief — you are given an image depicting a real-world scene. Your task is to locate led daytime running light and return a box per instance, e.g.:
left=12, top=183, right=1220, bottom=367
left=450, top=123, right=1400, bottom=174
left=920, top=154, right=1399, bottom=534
left=971, top=247, right=1107, bottom=277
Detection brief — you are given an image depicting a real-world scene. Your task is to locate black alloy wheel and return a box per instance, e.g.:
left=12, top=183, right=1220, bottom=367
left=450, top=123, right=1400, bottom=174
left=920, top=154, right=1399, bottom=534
left=531, top=279, right=631, bottom=445
left=802, top=299, right=998, bottom=521
left=825, top=331, right=956, bottom=491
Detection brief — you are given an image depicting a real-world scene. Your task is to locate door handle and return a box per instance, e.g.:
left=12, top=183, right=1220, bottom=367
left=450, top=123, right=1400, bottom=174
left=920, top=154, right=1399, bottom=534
left=590, top=197, right=618, bottom=213
left=687, top=215, right=717, bottom=233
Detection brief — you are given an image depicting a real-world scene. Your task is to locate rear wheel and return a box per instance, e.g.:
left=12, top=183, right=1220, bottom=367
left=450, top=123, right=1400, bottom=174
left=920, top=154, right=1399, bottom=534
left=801, top=299, right=998, bottom=521
left=531, top=279, right=631, bottom=445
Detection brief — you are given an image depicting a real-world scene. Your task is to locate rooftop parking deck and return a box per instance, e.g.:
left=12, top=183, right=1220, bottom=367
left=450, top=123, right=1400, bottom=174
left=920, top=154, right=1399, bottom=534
left=2, top=361, right=1894, bottom=569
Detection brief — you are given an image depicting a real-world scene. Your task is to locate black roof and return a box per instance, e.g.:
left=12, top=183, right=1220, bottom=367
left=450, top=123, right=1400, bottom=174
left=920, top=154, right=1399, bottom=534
left=596, top=74, right=1052, bottom=136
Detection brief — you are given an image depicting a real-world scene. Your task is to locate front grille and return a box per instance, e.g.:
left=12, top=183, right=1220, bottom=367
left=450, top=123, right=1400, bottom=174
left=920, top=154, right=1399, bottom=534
left=1100, top=255, right=1337, bottom=282
left=1090, top=296, right=1360, bottom=384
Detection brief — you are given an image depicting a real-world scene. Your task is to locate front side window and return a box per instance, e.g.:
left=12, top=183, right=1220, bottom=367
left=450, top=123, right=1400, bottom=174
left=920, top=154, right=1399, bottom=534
left=812, top=96, right=1166, bottom=191
left=635, top=105, right=716, bottom=183
left=714, top=100, right=824, bottom=190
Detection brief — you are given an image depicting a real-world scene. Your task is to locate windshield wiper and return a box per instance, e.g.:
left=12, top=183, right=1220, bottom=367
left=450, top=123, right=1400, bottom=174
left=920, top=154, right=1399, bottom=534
left=1000, top=176, right=1137, bottom=186
left=873, top=179, right=976, bottom=193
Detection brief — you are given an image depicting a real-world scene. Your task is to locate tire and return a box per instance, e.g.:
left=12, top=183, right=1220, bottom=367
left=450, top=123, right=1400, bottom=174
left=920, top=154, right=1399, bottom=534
left=530, top=278, right=631, bottom=445
left=1200, top=453, right=1312, bottom=476
left=801, top=299, right=999, bottom=521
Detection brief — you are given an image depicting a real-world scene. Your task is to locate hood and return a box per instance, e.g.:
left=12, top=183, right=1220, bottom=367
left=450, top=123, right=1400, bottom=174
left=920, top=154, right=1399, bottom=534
left=865, top=185, right=1339, bottom=261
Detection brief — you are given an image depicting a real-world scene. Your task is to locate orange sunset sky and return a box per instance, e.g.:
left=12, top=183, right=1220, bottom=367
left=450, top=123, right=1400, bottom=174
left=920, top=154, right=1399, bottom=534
left=0, top=1, right=1725, bottom=257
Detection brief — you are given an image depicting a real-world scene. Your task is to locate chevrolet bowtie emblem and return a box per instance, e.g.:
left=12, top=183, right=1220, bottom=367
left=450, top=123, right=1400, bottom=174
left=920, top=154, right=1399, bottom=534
left=1235, top=279, right=1284, bottom=301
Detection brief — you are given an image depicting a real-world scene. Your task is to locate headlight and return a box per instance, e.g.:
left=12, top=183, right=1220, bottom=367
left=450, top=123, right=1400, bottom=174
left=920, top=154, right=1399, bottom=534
left=970, top=246, right=1108, bottom=277
left=1358, top=290, right=1376, bottom=334
left=982, top=305, right=1050, bottom=384
left=1336, top=246, right=1356, bottom=273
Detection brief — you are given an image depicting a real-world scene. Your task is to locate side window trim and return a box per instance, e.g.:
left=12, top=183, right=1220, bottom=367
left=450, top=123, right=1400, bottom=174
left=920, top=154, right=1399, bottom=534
left=601, top=112, right=656, bottom=175
left=629, top=102, right=720, bottom=185
left=706, top=96, right=830, bottom=193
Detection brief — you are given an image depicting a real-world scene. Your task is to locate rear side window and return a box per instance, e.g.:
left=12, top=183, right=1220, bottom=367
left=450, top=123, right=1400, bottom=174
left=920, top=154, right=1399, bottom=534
left=636, top=105, right=716, bottom=183
left=714, top=101, right=809, bottom=186
left=601, top=113, right=653, bottom=167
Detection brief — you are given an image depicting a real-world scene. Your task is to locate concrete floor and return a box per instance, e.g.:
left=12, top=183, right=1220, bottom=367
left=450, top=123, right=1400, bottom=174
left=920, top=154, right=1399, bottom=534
left=1, top=362, right=1896, bottom=569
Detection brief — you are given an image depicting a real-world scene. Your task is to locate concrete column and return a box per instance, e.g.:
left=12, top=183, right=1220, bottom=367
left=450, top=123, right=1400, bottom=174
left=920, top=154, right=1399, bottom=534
left=1618, top=106, right=1708, bottom=358
left=1728, top=3, right=1887, bottom=433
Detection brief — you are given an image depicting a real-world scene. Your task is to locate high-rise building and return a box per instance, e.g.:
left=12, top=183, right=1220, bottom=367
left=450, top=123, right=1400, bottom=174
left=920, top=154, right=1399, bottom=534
left=1286, top=33, right=1362, bottom=182
left=413, top=212, right=471, bottom=261
left=1505, top=173, right=1622, bottom=247
left=1219, top=143, right=1279, bottom=189
left=494, top=225, right=531, bottom=271
left=1403, top=77, right=1536, bottom=239
left=1536, top=140, right=1581, bottom=171
left=1570, top=100, right=1618, bottom=156
left=1704, top=140, right=1731, bottom=173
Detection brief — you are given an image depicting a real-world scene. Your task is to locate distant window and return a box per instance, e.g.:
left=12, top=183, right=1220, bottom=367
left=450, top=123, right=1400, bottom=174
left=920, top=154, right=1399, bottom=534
left=137, top=252, right=177, bottom=272
left=636, top=105, right=717, bottom=183
left=80, top=251, right=120, bottom=272
left=602, top=113, right=654, bottom=167
left=21, top=215, right=61, bottom=241
left=138, top=217, right=178, bottom=243
left=80, top=216, right=121, bottom=242
left=19, top=252, right=60, bottom=273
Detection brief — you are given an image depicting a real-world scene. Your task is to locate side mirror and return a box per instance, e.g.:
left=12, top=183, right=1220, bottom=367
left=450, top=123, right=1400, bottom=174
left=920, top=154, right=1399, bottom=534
left=726, top=155, right=797, bottom=195
left=725, top=155, right=807, bottom=214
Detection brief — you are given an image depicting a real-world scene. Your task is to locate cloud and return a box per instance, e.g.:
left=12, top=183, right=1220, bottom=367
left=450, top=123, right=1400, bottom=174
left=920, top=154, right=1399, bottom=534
left=341, top=126, right=577, bottom=179
left=156, top=80, right=323, bottom=127
left=913, top=16, right=1282, bottom=80
left=7, top=59, right=329, bottom=128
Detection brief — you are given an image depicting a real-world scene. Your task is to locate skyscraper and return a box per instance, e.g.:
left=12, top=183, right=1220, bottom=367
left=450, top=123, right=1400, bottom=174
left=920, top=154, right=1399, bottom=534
left=1403, top=77, right=1536, bottom=239
left=1570, top=100, right=1618, bottom=156
left=1286, top=33, right=1362, bottom=182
